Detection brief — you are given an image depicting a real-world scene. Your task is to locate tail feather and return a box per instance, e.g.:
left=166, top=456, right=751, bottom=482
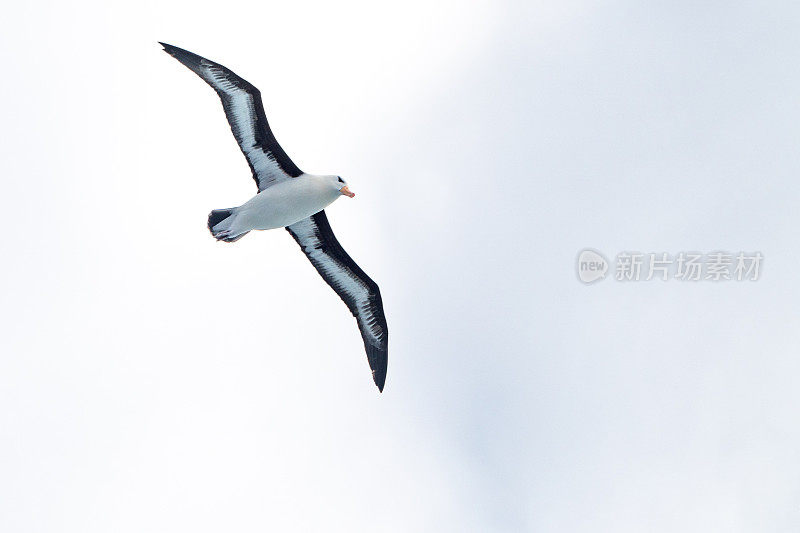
left=208, top=209, right=233, bottom=231
left=208, top=208, right=249, bottom=242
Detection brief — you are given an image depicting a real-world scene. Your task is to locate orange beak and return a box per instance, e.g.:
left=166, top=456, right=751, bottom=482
left=340, top=186, right=355, bottom=198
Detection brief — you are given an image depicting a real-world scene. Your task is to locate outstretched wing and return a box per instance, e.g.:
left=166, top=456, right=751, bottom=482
left=286, top=211, right=388, bottom=392
left=160, top=42, right=302, bottom=190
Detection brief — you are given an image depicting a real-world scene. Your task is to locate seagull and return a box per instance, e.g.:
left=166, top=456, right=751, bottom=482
left=159, top=43, right=388, bottom=392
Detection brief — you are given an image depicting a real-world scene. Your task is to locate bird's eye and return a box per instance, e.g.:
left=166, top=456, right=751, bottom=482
left=338, top=177, right=344, bottom=183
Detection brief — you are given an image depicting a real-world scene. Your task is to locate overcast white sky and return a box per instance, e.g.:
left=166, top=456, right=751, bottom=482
left=2, top=1, right=800, bottom=531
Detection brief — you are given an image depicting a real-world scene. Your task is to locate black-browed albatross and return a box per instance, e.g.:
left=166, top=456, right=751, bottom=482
left=159, top=42, right=388, bottom=392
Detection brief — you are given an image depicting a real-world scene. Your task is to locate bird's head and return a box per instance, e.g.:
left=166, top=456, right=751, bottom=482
left=326, top=175, right=354, bottom=198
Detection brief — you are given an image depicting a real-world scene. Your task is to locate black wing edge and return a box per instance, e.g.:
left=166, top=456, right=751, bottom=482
left=287, top=210, right=388, bottom=392
left=158, top=41, right=303, bottom=180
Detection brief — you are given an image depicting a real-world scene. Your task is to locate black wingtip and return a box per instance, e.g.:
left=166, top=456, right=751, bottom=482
left=159, top=42, right=187, bottom=58
left=159, top=42, right=182, bottom=59
left=369, top=347, right=387, bottom=393
left=374, top=365, right=386, bottom=392
left=158, top=42, right=207, bottom=73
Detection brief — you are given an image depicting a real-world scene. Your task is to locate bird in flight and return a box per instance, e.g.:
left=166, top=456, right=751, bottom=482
left=160, top=42, right=388, bottom=392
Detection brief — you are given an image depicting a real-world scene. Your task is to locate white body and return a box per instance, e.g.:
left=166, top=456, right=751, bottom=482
left=213, top=174, right=343, bottom=237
